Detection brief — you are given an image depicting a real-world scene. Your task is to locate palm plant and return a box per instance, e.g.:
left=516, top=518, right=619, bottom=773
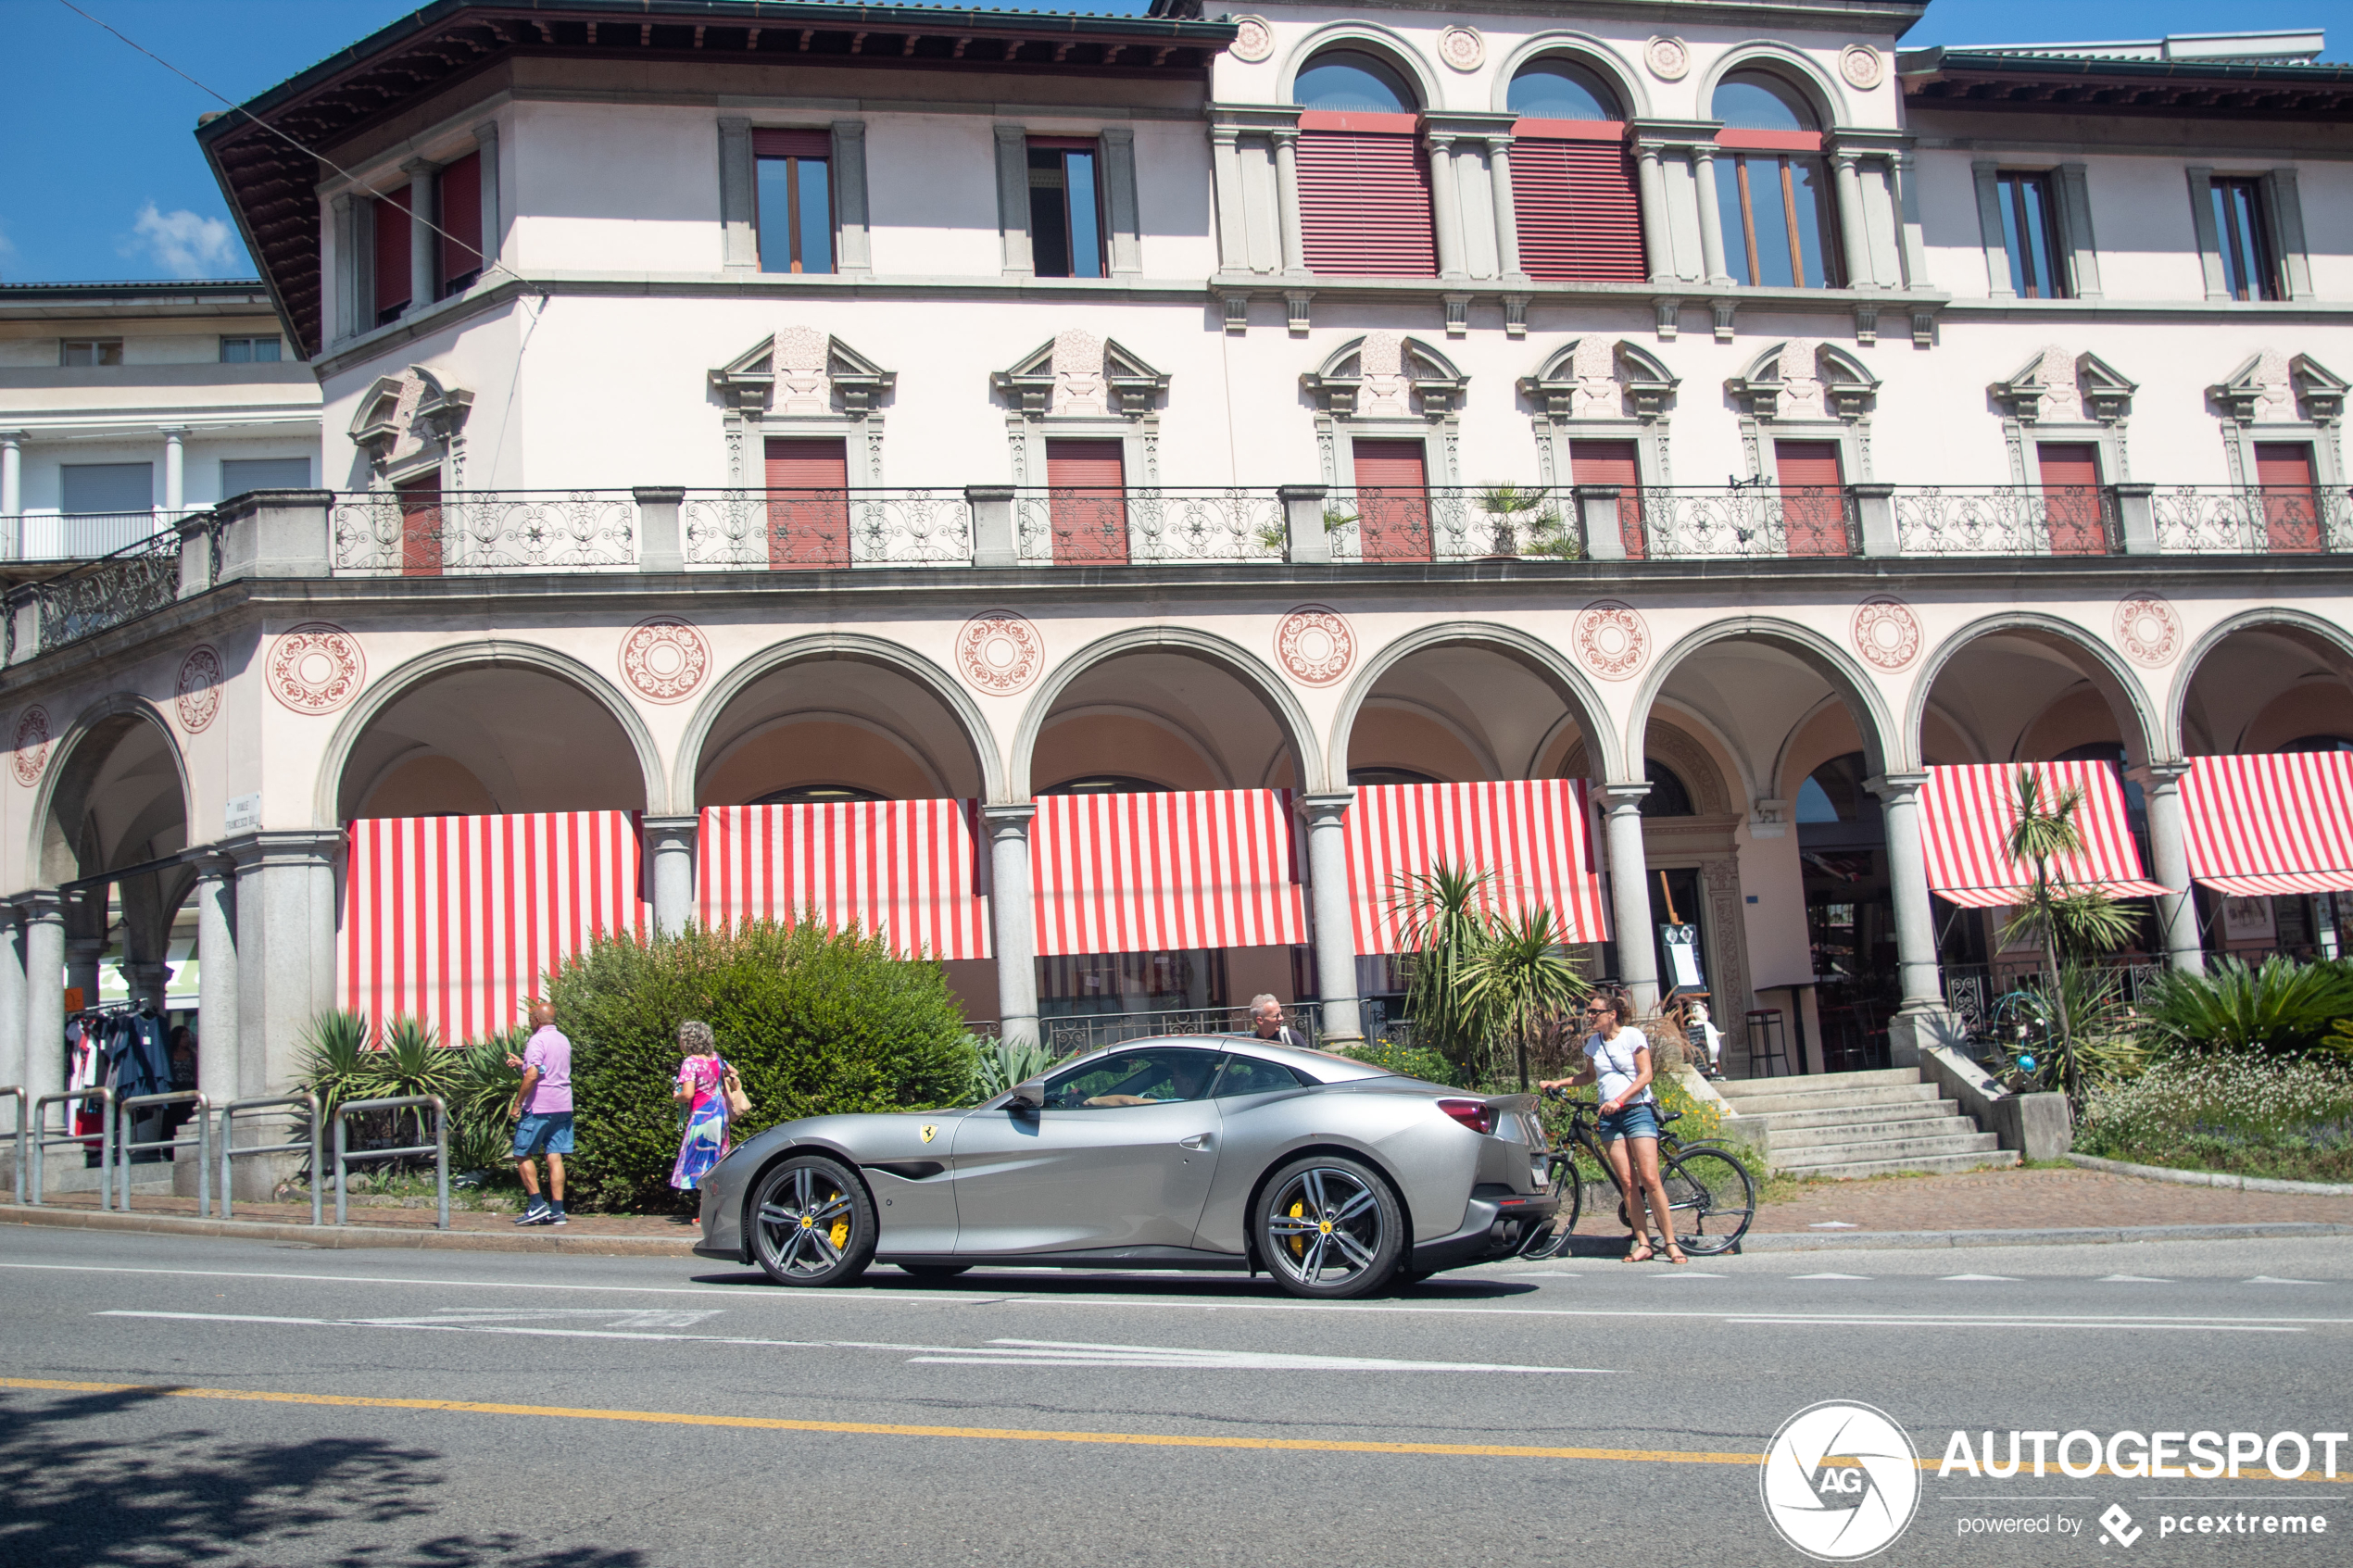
left=363, top=1016, right=461, bottom=1149
left=965, top=1033, right=1061, bottom=1103
left=295, top=1010, right=374, bottom=1126
left=1475, top=483, right=1562, bottom=556
left=1462, top=904, right=1591, bottom=1089
left=1997, top=771, right=2140, bottom=1107
left=2142, top=955, right=2353, bottom=1058
left=450, top=1027, right=529, bottom=1171
left=1389, top=863, right=1498, bottom=1073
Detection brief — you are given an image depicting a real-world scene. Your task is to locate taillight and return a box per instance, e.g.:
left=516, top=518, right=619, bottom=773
left=1437, top=1098, right=1495, bottom=1135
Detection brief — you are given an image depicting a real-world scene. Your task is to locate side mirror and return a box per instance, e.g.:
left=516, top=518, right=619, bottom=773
left=1008, top=1082, right=1045, bottom=1112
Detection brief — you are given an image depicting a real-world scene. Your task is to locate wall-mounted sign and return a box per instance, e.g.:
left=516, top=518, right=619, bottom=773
left=225, top=793, right=262, bottom=834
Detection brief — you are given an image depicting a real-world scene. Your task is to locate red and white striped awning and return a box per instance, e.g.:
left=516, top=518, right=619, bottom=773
left=1344, top=779, right=1609, bottom=954
left=698, top=800, right=989, bottom=960
left=1919, top=761, right=2171, bottom=908
left=1030, top=789, right=1308, bottom=958
left=342, top=811, right=645, bottom=1047
left=2181, top=752, right=2353, bottom=897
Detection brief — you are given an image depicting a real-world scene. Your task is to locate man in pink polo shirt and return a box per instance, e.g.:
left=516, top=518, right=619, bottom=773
left=507, top=1000, right=573, bottom=1226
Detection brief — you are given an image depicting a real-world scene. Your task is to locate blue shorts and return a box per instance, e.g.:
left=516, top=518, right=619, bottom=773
left=1598, top=1102, right=1661, bottom=1143
left=512, top=1112, right=574, bottom=1159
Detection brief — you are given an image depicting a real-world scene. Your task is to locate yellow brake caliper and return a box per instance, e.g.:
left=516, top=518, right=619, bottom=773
left=1287, top=1200, right=1306, bottom=1259
left=827, top=1187, right=849, bottom=1250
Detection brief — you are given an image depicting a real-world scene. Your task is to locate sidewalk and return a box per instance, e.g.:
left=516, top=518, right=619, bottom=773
left=5, top=1188, right=700, bottom=1255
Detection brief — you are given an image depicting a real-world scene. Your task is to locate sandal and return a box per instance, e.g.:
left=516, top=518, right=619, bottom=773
left=1664, top=1245, right=1689, bottom=1265
left=1623, top=1241, right=1655, bottom=1263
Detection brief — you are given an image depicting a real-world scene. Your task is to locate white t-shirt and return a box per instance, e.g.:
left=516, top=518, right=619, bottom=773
left=1585, top=1026, right=1653, bottom=1105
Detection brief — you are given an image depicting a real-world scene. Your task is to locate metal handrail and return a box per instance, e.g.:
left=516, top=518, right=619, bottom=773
left=0, top=1087, right=23, bottom=1201
left=218, top=1093, right=322, bottom=1225
left=112, top=1091, right=210, bottom=1216
left=333, top=1094, right=447, bottom=1229
left=29, top=1088, right=113, bottom=1209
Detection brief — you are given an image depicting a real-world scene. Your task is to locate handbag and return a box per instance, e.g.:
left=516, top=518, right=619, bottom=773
left=720, top=1058, right=752, bottom=1119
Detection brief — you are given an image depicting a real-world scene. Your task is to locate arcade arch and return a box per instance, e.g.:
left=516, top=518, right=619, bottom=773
left=1908, top=616, right=2158, bottom=770
left=2173, top=613, right=2353, bottom=758
left=687, top=653, right=989, bottom=808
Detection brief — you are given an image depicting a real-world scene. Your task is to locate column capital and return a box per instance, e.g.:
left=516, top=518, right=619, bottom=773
left=2130, top=760, right=2195, bottom=785
left=1864, top=770, right=1930, bottom=801
left=1594, top=780, right=1651, bottom=811
left=642, top=814, right=698, bottom=843
left=1300, top=790, right=1354, bottom=824
left=17, top=889, right=64, bottom=922
left=982, top=803, right=1037, bottom=836
left=400, top=156, right=440, bottom=180
left=190, top=849, right=237, bottom=883
left=0, top=429, right=25, bottom=445
left=225, top=829, right=346, bottom=870
left=1267, top=125, right=1299, bottom=145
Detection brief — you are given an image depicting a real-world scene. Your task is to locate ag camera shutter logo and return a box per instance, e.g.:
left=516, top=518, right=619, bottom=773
left=1759, top=1400, right=1921, bottom=1561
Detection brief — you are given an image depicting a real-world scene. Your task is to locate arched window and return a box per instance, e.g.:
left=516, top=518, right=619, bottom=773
left=1040, top=774, right=1167, bottom=795
left=2283, top=734, right=2353, bottom=753
left=1506, top=58, right=1619, bottom=120
left=1290, top=48, right=1435, bottom=278
left=1293, top=49, right=1416, bottom=112
left=1506, top=58, right=1642, bottom=282
left=1639, top=760, right=1695, bottom=818
left=752, top=784, right=887, bottom=806
left=1349, top=767, right=1440, bottom=787
left=1709, top=67, right=1836, bottom=290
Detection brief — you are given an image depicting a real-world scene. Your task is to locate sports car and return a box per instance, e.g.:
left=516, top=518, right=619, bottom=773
left=692, top=1035, right=1557, bottom=1299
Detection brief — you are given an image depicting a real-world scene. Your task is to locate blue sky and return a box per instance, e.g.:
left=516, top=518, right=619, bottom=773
left=0, top=0, right=2336, bottom=284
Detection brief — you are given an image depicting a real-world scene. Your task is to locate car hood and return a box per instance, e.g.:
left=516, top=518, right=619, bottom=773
left=728, top=1106, right=976, bottom=1167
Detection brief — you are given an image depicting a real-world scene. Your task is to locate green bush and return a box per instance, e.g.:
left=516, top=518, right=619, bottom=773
left=964, top=1034, right=1062, bottom=1104
left=2137, top=956, right=2353, bottom=1058
left=1340, top=1039, right=1463, bottom=1086
left=553, top=920, right=976, bottom=1211
left=2076, top=1054, right=2353, bottom=1183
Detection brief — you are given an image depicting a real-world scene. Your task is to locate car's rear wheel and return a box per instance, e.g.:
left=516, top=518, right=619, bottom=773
left=899, top=1263, right=973, bottom=1280
left=749, top=1154, right=875, bottom=1287
left=1255, top=1155, right=1403, bottom=1299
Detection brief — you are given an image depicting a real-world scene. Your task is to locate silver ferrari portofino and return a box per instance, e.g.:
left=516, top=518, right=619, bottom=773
left=692, top=1035, right=1557, bottom=1298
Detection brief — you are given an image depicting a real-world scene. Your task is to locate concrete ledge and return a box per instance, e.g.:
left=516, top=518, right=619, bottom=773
left=2066, top=1151, right=2353, bottom=1198
left=1672, top=1067, right=1769, bottom=1165
left=1741, top=1221, right=2353, bottom=1251
left=1922, top=1046, right=2072, bottom=1160
left=1, top=1204, right=698, bottom=1257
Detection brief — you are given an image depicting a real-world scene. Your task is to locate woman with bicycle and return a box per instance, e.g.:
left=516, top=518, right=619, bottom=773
left=1541, top=988, right=1686, bottom=1264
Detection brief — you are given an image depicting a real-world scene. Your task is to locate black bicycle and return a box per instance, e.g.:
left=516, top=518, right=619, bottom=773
left=1520, top=1090, right=1757, bottom=1258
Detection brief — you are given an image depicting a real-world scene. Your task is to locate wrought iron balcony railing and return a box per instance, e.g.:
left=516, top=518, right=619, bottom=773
left=1631, top=485, right=1861, bottom=559
left=1894, top=486, right=2122, bottom=557
left=682, top=488, right=974, bottom=568
left=1013, top=488, right=1287, bottom=566
left=331, top=490, right=637, bottom=574
left=0, top=510, right=178, bottom=563
left=6, top=516, right=217, bottom=660
left=2152, top=484, right=2353, bottom=556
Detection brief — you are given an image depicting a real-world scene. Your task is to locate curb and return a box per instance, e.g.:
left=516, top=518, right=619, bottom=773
left=2065, top=1151, right=2353, bottom=1198
left=1, top=1203, right=697, bottom=1257
left=1738, top=1221, right=2353, bottom=1252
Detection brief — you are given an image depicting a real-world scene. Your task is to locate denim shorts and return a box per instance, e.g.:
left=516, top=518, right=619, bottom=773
left=1597, top=1102, right=1661, bottom=1143
left=512, top=1111, right=574, bottom=1158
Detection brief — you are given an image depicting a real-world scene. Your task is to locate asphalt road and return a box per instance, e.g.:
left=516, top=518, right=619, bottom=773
left=3, top=1222, right=2348, bottom=1567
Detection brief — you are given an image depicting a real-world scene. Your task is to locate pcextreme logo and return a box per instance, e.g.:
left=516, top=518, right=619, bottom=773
left=1760, top=1400, right=1923, bottom=1562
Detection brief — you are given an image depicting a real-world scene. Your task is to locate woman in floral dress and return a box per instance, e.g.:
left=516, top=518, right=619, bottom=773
left=670, top=1020, right=732, bottom=1191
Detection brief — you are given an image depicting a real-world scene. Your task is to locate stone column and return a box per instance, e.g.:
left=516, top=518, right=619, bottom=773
left=984, top=806, right=1039, bottom=1048
left=1209, top=126, right=1249, bottom=272
left=1831, top=152, right=1873, bottom=289
left=161, top=427, right=187, bottom=518
left=1270, top=129, right=1306, bottom=275
left=1692, top=145, right=1731, bottom=285
left=1633, top=143, right=1673, bottom=284
left=644, top=816, right=698, bottom=939
left=403, top=158, right=438, bottom=310
left=231, top=832, right=345, bottom=1103
left=1485, top=135, right=1524, bottom=281
left=1424, top=132, right=1466, bottom=281
left=1597, top=784, right=1658, bottom=1014
left=1868, top=771, right=1963, bottom=1066
left=65, top=936, right=103, bottom=1012
left=0, top=907, right=23, bottom=1105
left=2137, top=763, right=2204, bottom=974
left=0, top=430, right=22, bottom=521
left=193, top=855, right=237, bottom=1105
left=23, top=893, right=65, bottom=1118
left=1893, top=148, right=1931, bottom=291
left=1302, top=793, right=1362, bottom=1046
left=472, top=119, right=502, bottom=274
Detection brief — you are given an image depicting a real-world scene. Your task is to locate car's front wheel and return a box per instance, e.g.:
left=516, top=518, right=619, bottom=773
left=749, top=1154, right=876, bottom=1287
left=1255, top=1155, right=1403, bottom=1299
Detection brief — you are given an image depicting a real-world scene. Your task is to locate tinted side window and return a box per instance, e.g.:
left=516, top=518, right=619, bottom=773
left=1040, top=1047, right=1223, bottom=1109
left=1213, top=1055, right=1308, bottom=1097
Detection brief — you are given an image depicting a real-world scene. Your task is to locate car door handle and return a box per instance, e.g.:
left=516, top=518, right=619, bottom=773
left=1177, top=1134, right=1212, bottom=1150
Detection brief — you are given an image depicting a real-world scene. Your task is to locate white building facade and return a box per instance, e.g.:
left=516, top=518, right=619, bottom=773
left=4, top=0, right=2352, bottom=1179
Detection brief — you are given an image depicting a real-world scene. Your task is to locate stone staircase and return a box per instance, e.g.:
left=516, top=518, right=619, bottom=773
left=1712, top=1067, right=2017, bottom=1180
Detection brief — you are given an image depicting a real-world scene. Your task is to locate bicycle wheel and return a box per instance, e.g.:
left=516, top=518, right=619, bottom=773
left=1659, top=1146, right=1755, bottom=1256
left=1519, top=1153, right=1585, bottom=1259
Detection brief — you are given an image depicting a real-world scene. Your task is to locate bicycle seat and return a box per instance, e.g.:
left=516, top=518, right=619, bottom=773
left=1658, top=1109, right=1682, bottom=1125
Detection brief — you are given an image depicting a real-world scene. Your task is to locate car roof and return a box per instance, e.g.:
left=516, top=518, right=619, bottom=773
left=1060, top=1034, right=1390, bottom=1085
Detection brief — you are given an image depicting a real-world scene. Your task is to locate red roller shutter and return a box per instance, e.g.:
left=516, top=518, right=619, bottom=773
left=1351, top=438, right=1430, bottom=561
left=2035, top=442, right=2107, bottom=556
left=763, top=437, right=849, bottom=570
left=396, top=473, right=442, bottom=577
left=1569, top=438, right=1644, bottom=560
left=1297, top=114, right=1437, bottom=279
left=2256, top=442, right=2321, bottom=554
left=373, top=188, right=412, bottom=318
left=1045, top=438, right=1128, bottom=564
left=1774, top=440, right=1849, bottom=558
left=1510, top=125, right=1644, bottom=282
left=437, top=152, right=483, bottom=293
left=753, top=128, right=833, bottom=157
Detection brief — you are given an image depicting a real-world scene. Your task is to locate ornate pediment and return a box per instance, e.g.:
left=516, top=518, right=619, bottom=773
left=1518, top=338, right=1679, bottom=420
left=991, top=331, right=1167, bottom=418
left=710, top=331, right=895, bottom=417
left=2293, top=354, right=2347, bottom=424
left=1991, top=347, right=2135, bottom=425
left=1726, top=341, right=1878, bottom=420
left=1302, top=332, right=1467, bottom=418
left=347, top=365, right=471, bottom=465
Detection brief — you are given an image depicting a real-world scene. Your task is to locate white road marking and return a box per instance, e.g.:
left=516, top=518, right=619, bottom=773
left=1807, top=1222, right=1859, bottom=1229
left=1941, top=1273, right=2018, bottom=1281
left=90, top=1310, right=1608, bottom=1374
left=1649, top=1273, right=1726, bottom=1278
left=2246, top=1276, right=2322, bottom=1285
left=1722, top=1317, right=2296, bottom=1334
left=2099, top=1274, right=2172, bottom=1283
left=1791, top=1273, right=1870, bottom=1280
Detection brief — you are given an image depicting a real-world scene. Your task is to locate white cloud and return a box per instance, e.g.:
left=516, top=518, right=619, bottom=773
left=124, top=202, right=241, bottom=278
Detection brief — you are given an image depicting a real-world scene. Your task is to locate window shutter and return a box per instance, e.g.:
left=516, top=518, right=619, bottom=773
left=1772, top=440, right=1848, bottom=558
left=1511, top=130, right=1643, bottom=282
left=1297, top=121, right=1437, bottom=278
left=1044, top=438, right=1127, bottom=564
left=373, top=189, right=412, bottom=315
left=396, top=473, right=443, bottom=577
left=2255, top=441, right=2321, bottom=554
left=753, top=129, right=833, bottom=157
left=2034, top=442, right=2107, bottom=556
left=1351, top=438, right=1430, bottom=561
left=437, top=152, right=483, bottom=289
left=762, top=437, right=850, bottom=570
left=1569, top=438, right=1644, bottom=559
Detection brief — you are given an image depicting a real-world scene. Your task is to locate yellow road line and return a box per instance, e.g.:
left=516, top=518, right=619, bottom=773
left=0, top=1376, right=1755, bottom=1464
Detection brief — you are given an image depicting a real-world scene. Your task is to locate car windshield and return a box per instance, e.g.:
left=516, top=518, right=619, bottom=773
left=1040, top=1047, right=1223, bottom=1109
